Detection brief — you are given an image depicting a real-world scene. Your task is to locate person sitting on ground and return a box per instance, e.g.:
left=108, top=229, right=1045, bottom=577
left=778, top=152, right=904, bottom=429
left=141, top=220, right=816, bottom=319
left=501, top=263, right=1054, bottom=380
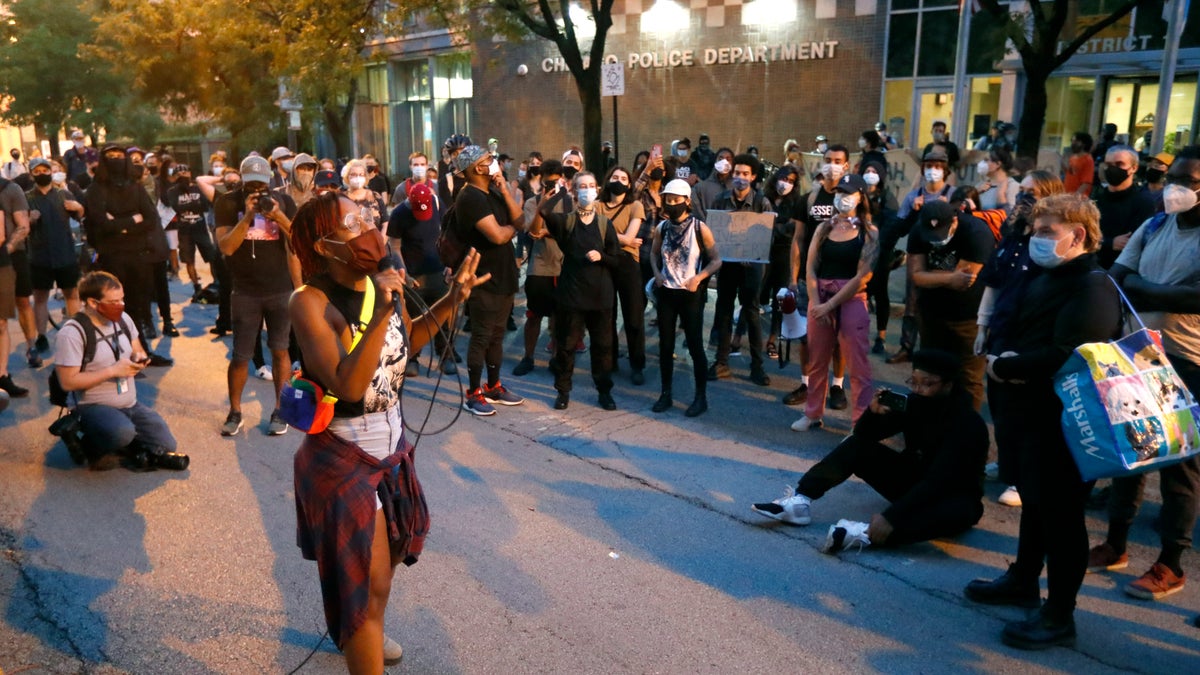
left=53, top=271, right=186, bottom=471
left=752, top=349, right=987, bottom=554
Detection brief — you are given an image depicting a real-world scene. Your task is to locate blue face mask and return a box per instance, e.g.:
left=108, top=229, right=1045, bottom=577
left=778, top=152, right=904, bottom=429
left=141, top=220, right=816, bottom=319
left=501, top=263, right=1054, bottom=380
left=732, top=176, right=751, bottom=191
left=1028, top=234, right=1068, bottom=268
left=576, top=187, right=597, bottom=207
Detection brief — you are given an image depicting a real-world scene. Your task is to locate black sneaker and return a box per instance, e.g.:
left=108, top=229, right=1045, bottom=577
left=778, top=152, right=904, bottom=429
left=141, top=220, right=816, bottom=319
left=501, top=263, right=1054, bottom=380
left=598, top=392, right=617, bottom=411
left=750, top=368, right=770, bottom=386
left=507, top=315, right=518, bottom=332
left=0, top=374, right=29, bottom=398
left=963, top=564, right=1042, bottom=608
left=652, top=393, right=673, bottom=413
left=35, top=333, right=50, bottom=352
left=630, top=369, right=645, bottom=386
left=1001, top=608, right=1076, bottom=650
left=828, top=385, right=849, bottom=410
left=26, top=348, right=43, bottom=368
left=872, top=337, right=886, bottom=355
left=146, top=352, right=173, bottom=367
left=783, top=384, right=807, bottom=406
left=685, top=395, right=708, bottom=417
left=512, top=356, right=535, bottom=376
left=554, top=392, right=569, bottom=410
left=162, top=322, right=180, bottom=338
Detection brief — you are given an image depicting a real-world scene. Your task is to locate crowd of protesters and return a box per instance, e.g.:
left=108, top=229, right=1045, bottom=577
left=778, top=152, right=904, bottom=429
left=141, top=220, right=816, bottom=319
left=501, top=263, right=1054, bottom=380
left=4, top=121, right=1199, bottom=667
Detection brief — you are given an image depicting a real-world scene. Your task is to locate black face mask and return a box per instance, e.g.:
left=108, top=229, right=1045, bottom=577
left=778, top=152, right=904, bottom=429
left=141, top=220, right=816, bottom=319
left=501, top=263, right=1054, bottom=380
left=1104, top=165, right=1130, bottom=186
left=562, top=166, right=578, bottom=180
left=104, top=157, right=127, bottom=179
left=1146, top=168, right=1166, bottom=183
left=528, top=165, right=542, bottom=177
left=33, top=173, right=52, bottom=187
left=10, top=151, right=18, bottom=160
left=130, top=165, right=145, bottom=180
left=662, top=202, right=688, bottom=222
left=607, top=181, right=629, bottom=196
left=649, top=168, right=665, bottom=181
left=147, top=165, right=160, bottom=176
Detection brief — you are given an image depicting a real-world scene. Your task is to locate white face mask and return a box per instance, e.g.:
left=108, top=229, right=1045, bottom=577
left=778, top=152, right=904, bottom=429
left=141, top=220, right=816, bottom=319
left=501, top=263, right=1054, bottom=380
left=823, top=163, right=845, bottom=181
left=212, top=165, right=225, bottom=176
left=863, top=172, right=881, bottom=187
left=924, top=168, right=945, bottom=184
left=977, top=160, right=991, bottom=177
left=816, top=143, right=828, bottom=154
left=51, top=171, right=66, bottom=184
left=281, top=160, right=294, bottom=173
left=488, top=159, right=501, bottom=176
left=73, top=140, right=84, bottom=149
left=1028, top=233, right=1071, bottom=268
left=776, top=180, right=794, bottom=196
left=714, top=158, right=732, bottom=175
left=933, top=131, right=946, bottom=142
left=1163, top=183, right=1200, bottom=215
left=411, top=165, right=427, bottom=180
left=834, top=193, right=860, bottom=214
left=348, top=175, right=367, bottom=190
left=857, top=138, right=868, bottom=149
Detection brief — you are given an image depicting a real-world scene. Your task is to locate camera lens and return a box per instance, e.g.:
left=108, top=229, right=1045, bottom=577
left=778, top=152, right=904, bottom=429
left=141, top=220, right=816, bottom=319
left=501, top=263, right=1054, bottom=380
left=153, top=452, right=190, bottom=471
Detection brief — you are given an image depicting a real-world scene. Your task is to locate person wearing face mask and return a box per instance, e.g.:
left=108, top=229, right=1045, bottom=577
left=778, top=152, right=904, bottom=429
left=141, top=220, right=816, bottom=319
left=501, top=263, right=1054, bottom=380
left=786, top=144, right=852, bottom=408
left=860, top=160, right=901, bottom=355
left=813, top=135, right=829, bottom=156
left=708, top=153, right=773, bottom=387
left=63, top=130, right=94, bottom=185
left=755, top=349, right=987, bottom=555
left=690, top=134, right=714, bottom=180
left=691, top=147, right=734, bottom=220
left=279, top=152, right=318, bottom=209
left=857, top=130, right=888, bottom=171
left=392, top=151, right=435, bottom=205
left=906, top=198, right=994, bottom=411
left=964, top=193, right=1121, bottom=650
left=597, top=166, right=647, bottom=384
left=975, top=147, right=1020, bottom=213
left=25, top=157, right=84, bottom=354
left=875, top=122, right=899, bottom=150
left=438, top=133, right=473, bottom=205
left=450, top=145, right=527, bottom=415
left=532, top=171, right=622, bottom=410
left=670, top=138, right=698, bottom=185
left=3, top=148, right=26, bottom=180
left=1144, top=152, right=1172, bottom=196
left=1096, top=145, right=1157, bottom=269
left=651, top=179, right=721, bottom=417
left=513, top=159, right=566, bottom=378
left=763, top=165, right=804, bottom=358
left=213, top=154, right=300, bottom=437
left=166, top=163, right=221, bottom=297
left=1087, top=145, right=1200, bottom=608
left=288, top=190, right=489, bottom=672
left=885, top=148, right=957, bottom=366
left=922, top=121, right=961, bottom=170
left=515, top=151, right=543, bottom=203
left=1062, top=131, right=1095, bottom=196
left=633, top=149, right=667, bottom=291
left=209, top=152, right=227, bottom=178
left=362, top=154, right=391, bottom=207
left=561, top=149, right=584, bottom=182
left=269, top=146, right=294, bottom=190
left=53, top=271, right=184, bottom=471
left=84, top=145, right=171, bottom=367
left=789, top=173, right=879, bottom=431
left=782, top=139, right=802, bottom=169
left=973, top=170, right=1065, bottom=510
left=341, top=159, right=386, bottom=231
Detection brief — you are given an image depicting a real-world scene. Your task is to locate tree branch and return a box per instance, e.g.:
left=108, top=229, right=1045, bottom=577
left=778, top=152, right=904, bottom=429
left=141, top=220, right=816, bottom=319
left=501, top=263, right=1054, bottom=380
left=1051, top=0, right=1145, bottom=69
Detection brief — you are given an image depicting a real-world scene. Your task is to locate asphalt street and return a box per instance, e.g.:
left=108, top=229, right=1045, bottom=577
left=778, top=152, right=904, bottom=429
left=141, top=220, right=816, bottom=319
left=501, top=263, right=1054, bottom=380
left=1, top=276, right=1198, bottom=674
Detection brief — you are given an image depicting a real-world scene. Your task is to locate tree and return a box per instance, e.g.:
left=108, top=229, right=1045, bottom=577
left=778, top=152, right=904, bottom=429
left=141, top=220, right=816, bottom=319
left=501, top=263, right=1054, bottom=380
left=493, top=1, right=616, bottom=175
left=977, top=0, right=1150, bottom=159
left=0, top=0, right=133, bottom=157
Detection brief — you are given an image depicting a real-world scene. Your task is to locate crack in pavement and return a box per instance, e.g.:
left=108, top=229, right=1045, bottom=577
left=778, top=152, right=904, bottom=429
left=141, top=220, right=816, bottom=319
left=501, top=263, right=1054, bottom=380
left=1, top=527, right=90, bottom=672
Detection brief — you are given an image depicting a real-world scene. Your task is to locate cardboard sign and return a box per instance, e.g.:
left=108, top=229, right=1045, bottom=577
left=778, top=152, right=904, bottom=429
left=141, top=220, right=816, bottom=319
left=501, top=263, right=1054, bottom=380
left=704, top=210, right=775, bottom=263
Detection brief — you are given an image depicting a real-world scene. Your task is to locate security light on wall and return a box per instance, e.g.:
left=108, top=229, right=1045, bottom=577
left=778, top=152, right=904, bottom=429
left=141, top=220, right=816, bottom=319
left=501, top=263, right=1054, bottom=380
left=642, top=0, right=690, bottom=33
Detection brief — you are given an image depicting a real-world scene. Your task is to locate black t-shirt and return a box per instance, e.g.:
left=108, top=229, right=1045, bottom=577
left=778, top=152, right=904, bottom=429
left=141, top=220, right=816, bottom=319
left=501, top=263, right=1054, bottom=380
left=367, top=174, right=391, bottom=200
left=801, top=188, right=837, bottom=270
left=453, top=184, right=518, bottom=295
left=1096, top=185, right=1157, bottom=269
left=166, top=182, right=210, bottom=228
left=907, top=212, right=995, bottom=321
left=214, top=188, right=296, bottom=295
left=386, top=201, right=443, bottom=276
left=25, top=187, right=75, bottom=269
left=543, top=211, right=620, bottom=311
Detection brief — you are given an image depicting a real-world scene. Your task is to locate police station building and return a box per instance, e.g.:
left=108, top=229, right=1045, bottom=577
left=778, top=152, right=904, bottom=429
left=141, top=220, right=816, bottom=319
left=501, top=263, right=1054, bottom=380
left=355, top=0, right=1200, bottom=174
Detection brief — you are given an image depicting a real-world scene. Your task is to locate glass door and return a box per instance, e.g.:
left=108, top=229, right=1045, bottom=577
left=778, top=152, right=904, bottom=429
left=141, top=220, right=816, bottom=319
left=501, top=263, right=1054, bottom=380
left=911, top=84, right=955, bottom=150
left=1104, top=76, right=1197, bottom=152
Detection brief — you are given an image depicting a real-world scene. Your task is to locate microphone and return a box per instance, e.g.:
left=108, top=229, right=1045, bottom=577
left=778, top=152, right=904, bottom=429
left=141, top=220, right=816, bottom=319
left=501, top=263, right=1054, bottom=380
left=377, top=253, right=409, bottom=315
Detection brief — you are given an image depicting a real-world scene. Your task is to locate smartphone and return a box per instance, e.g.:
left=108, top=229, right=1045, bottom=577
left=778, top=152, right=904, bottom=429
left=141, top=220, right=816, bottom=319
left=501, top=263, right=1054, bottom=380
left=879, top=389, right=908, bottom=413
left=651, top=143, right=663, bottom=160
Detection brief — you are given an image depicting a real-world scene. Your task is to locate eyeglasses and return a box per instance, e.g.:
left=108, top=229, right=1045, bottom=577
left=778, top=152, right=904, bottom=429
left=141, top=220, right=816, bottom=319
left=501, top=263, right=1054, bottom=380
left=905, top=376, right=944, bottom=392
left=341, top=208, right=370, bottom=235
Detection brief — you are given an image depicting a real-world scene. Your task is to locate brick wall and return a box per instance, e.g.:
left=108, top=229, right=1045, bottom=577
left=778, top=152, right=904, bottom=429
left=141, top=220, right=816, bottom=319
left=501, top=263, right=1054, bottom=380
left=471, top=5, right=887, bottom=167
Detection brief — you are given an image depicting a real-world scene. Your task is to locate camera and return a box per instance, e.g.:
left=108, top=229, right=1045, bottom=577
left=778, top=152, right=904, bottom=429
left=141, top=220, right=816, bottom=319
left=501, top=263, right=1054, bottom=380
left=254, top=192, right=276, bottom=213
left=878, top=389, right=908, bottom=413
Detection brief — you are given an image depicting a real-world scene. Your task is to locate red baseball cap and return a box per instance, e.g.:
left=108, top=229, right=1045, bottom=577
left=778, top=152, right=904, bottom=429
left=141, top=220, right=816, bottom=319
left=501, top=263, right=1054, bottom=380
left=409, top=183, right=434, bottom=221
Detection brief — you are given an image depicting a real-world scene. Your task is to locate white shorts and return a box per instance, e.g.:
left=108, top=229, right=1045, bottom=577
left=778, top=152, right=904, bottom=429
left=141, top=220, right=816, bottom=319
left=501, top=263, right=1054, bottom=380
left=327, top=406, right=404, bottom=509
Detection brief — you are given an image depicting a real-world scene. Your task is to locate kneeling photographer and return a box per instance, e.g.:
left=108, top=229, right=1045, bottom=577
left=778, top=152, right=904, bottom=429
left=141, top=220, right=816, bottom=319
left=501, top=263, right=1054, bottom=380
left=52, top=271, right=187, bottom=471
left=751, top=349, right=987, bottom=553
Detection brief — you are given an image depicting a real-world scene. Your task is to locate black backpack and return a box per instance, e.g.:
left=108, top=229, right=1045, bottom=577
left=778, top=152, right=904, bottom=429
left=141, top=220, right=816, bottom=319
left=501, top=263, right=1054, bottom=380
left=48, top=312, right=134, bottom=408
left=435, top=202, right=466, bottom=269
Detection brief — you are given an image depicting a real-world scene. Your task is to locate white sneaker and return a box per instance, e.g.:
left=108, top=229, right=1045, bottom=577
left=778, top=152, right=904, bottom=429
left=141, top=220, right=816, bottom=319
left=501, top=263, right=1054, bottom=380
left=751, top=486, right=812, bottom=525
left=383, top=634, right=403, bottom=665
left=984, top=461, right=1000, bottom=480
left=823, top=519, right=871, bottom=554
left=256, top=365, right=273, bottom=381
left=790, top=416, right=823, bottom=432
left=998, top=485, right=1022, bottom=507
